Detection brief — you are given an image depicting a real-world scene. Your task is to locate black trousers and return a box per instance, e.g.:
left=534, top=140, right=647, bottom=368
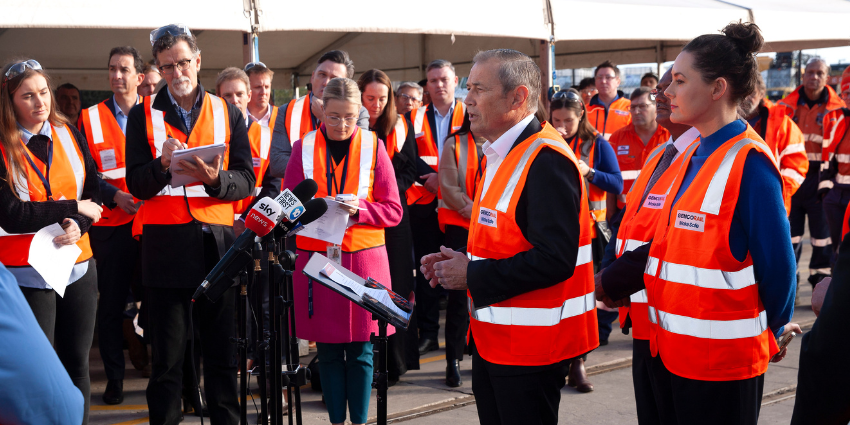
left=471, top=343, right=569, bottom=425
left=90, top=222, right=140, bottom=381
left=651, top=354, right=764, bottom=425
left=411, top=201, right=444, bottom=342
left=145, top=234, right=239, bottom=425
left=21, top=259, right=98, bottom=425
left=790, top=169, right=833, bottom=277
left=443, top=225, right=470, bottom=362
left=385, top=209, right=420, bottom=378
left=632, top=339, right=661, bottom=425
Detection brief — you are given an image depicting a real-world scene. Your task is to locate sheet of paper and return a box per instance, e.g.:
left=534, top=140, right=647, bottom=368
left=27, top=223, right=82, bottom=297
left=298, top=200, right=350, bottom=245
left=320, top=262, right=411, bottom=320
left=170, top=143, right=227, bottom=188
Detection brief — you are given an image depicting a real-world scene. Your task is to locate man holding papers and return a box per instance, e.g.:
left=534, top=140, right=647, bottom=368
left=125, top=24, right=254, bottom=425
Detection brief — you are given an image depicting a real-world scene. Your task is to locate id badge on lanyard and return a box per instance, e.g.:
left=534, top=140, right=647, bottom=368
left=22, top=137, right=55, bottom=200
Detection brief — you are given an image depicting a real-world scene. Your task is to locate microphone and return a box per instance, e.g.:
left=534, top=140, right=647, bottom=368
left=193, top=197, right=283, bottom=302
left=274, top=179, right=318, bottom=223
left=274, top=198, right=328, bottom=239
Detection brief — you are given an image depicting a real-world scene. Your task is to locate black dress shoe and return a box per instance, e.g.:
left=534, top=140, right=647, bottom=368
left=102, top=379, right=124, bottom=405
left=446, top=360, right=462, bottom=387
left=418, top=338, right=439, bottom=355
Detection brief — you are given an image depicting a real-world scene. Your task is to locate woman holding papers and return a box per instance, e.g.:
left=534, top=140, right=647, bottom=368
left=284, top=77, right=402, bottom=425
left=0, top=59, right=103, bottom=424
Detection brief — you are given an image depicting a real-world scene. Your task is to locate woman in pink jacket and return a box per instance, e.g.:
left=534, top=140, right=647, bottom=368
left=284, top=77, right=402, bottom=425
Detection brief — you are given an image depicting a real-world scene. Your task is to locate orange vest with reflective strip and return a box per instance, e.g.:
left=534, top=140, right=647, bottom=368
left=644, top=126, right=781, bottom=381
left=385, top=115, right=409, bottom=161
left=777, top=85, right=845, bottom=162
left=754, top=105, right=807, bottom=214
left=132, top=92, right=233, bottom=237
left=615, top=139, right=699, bottom=340
left=284, top=95, right=315, bottom=145
left=81, top=99, right=139, bottom=227
left=406, top=101, right=466, bottom=205
left=0, top=124, right=93, bottom=266
left=467, top=123, right=598, bottom=366
left=821, top=108, right=850, bottom=193
left=568, top=135, right=606, bottom=236
left=234, top=106, right=279, bottom=217
left=437, top=132, right=480, bottom=232
left=609, top=123, right=670, bottom=208
left=296, top=127, right=385, bottom=253
left=586, top=96, right=632, bottom=140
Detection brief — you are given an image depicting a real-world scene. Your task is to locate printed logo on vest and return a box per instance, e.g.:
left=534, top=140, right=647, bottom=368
left=674, top=210, right=706, bottom=232
left=478, top=207, right=497, bottom=228
left=617, top=145, right=630, bottom=155
left=614, top=110, right=629, bottom=116
left=642, top=194, right=666, bottom=210
left=252, top=157, right=261, bottom=168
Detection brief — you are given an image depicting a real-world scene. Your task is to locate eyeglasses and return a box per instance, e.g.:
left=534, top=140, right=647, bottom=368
left=325, top=116, right=358, bottom=128
left=150, top=24, right=193, bottom=46
left=629, top=103, right=654, bottom=112
left=159, top=56, right=197, bottom=75
left=3, top=60, right=42, bottom=87
left=244, top=61, right=268, bottom=72
left=595, top=75, right=617, bottom=81
left=552, top=90, right=582, bottom=103
left=397, top=92, right=421, bottom=102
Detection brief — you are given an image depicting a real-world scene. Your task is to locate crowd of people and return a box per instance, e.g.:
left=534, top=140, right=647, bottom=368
left=1, top=18, right=850, bottom=425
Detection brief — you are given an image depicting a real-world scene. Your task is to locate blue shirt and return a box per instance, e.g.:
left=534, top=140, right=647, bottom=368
left=0, top=263, right=84, bottom=424
left=672, top=120, right=795, bottom=337
left=433, top=102, right=455, bottom=160
left=166, top=88, right=201, bottom=130
left=11, top=122, right=89, bottom=290
left=113, top=95, right=130, bottom=134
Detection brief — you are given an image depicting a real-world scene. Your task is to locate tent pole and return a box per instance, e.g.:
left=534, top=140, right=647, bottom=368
left=242, top=32, right=252, bottom=67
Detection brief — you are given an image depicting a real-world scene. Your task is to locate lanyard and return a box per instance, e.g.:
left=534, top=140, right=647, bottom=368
left=326, top=146, right=350, bottom=196
left=21, top=137, right=54, bottom=200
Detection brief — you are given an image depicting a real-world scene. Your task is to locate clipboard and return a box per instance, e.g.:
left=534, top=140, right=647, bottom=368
left=302, top=253, right=413, bottom=330
left=170, top=143, right=226, bottom=188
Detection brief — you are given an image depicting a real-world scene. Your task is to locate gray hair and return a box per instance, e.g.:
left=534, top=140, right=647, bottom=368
left=755, top=73, right=766, bottom=93
left=152, top=33, right=200, bottom=65
left=630, top=86, right=654, bottom=102
left=806, top=56, right=831, bottom=74
left=425, top=59, right=455, bottom=75
left=472, top=49, right=540, bottom=114
left=397, top=81, right=423, bottom=96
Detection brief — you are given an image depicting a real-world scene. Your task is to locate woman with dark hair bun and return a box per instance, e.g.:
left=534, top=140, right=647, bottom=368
left=636, top=21, right=800, bottom=423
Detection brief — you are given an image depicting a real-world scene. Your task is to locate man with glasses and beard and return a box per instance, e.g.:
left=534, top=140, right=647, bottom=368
left=125, top=24, right=255, bottom=425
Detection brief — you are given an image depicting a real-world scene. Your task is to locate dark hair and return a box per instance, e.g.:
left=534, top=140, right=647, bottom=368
left=56, top=82, right=80, bottom=96
left=356, top=69, right=397, bottom=137
left=681, top=21, right=763, bottom=104
left=549, top=88, right=596, bottom=142
left=426, top=59, right=455, bottom=75
left=594, top=60, right=620, bottom=78
left=578, top=77, right=595, bottom=91
left=640, top=73, right=658, bottom=83
left=630, top=86, right=654, bottom=101
left=317, top=50, right=354, bottom=79
left=108, top=46, right=144, bottom=75
left=151, top=32, right=199, bottom=64
left=535, top=96, right=548, bottom=123
left=245, top=63, right=274, bottom=80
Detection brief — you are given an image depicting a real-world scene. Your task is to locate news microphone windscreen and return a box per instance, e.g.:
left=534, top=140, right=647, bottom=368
left=297, top=198, right=328, bottom=226
left=291, top=179, right=318, bottom=203
left=244, top=197, right=282, bottom=237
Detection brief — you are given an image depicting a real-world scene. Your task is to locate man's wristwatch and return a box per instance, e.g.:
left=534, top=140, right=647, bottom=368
left=587, top=168, right=596, bottom=181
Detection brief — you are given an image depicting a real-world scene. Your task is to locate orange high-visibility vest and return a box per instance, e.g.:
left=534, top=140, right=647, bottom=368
left=234, top=106, right=279, bottom=218
left=467, top=123, right=598, bottom=366
left=615, top=139, right=700, bottom=340
left=437, top=132, right=480, bottom=232
left=284, top=95, right=314, bottom=144
left=821, top=108, right=850, bottom=195
left=609, top=123, right=670, bottom=208
left=644, top=126, right=781, bottom=381
left=385, top=115, right=408, bottom=161
left=587, top=96, right=632, bottom=140
left=406, top=100, right=466, bottom=205
left=776, top=85, right=845, bottom=162
left=0, top=123, right=93, bottom=266
left=296, top=127, right=385, bottom=253
left=80, top=99, right=139, bottom=227
left=753, top=104, right=807, bottom=214
left=568, top=135, right=606, bottom=237
left=132, top=92, right=233, bottom=237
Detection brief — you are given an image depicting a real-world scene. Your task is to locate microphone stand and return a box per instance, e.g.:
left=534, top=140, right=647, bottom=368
left=253, top=240, right=269, bottom=425
left=279, top=250, right=304, bottom=425
left=371, top=317, right=389, bottom=425
left=236, top=270, right=249, bottom=425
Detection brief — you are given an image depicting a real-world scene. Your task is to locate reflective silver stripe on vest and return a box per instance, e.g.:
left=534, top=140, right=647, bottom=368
left=54, top=124, right=85, bottom=200
left=700, top=138, right=774, bottom=215
left=358, top=130, right=375, bottom=199
left=209, top=95, right=226, bottom=146
left=394, top=115, right=407, bottom=151
left=623, top=239, right=648, bottom=253
left=630, top=289, right=648, bottom=303
left=655, top=309, right=768, bottom=340
left=149, top=94, right=167, bottom=156
left=807, top=152, right=821, bottom=161
left=102, top=168, right=126, bottom=180
left=648, top=306, right=658, bottom=324
left=467, top=253, right=484, bottom=261
left=420, top=156, right=438, bottom=166
left=301, top=131, right=317, bottom=180
left=615, top=238, right=623, bottom=254
left=469, top=245, right=591, bottom=266
left=260, top=125, right=271, bottom=160
left=589, top=200, right=606, bottom=211
left=471, top=292, right=595, bottom=327
left=778, top=142, right=805, bottom=160
left=659, top=261, right=755, bottom=290
left=645, top=142, right=668, bottom=165
left=289, top=95, right=307, bottom=143
left=87, top=104, right=105, bottom=145
left=495, top=138, right=564, bottom=213
left=645, top=256, right=660, bottom=276
left=781, top=168, right=806, bottom=185
left=621, top=170, right=640, bottom=181
left=414, top=107, right=426, bottom=136
left=837, top=174, right=850, bottom=184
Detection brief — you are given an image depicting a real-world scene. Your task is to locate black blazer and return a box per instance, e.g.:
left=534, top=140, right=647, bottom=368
left=125, top=84, right=255, bottom=288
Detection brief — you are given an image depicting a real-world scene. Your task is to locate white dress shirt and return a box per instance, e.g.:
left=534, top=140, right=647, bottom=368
left=480, top=114, right=536, bottom=199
